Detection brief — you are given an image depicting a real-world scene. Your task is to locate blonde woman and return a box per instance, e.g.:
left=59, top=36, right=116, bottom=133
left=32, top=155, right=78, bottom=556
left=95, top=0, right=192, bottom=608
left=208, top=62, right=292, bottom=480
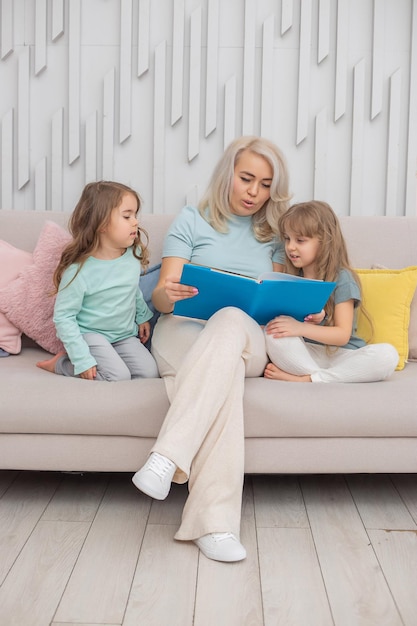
left=132, top=136, right=295, bottom=561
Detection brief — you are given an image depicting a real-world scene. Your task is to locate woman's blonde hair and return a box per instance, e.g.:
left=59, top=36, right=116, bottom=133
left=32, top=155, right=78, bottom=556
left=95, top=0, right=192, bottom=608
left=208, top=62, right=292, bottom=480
left=198, top=136, right=291, bottom=242
left=53, top=181, right=149, bottom=291
left=278, top=200, right=372, bottom=330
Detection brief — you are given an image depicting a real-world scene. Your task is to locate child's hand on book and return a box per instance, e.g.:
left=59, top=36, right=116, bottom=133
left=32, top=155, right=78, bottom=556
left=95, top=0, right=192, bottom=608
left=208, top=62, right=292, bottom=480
left=304, top=309, right=326, bottom=324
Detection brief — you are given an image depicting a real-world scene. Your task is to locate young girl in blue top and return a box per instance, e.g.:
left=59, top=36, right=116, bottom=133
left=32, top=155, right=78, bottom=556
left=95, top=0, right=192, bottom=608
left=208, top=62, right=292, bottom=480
left=264, top=201, right=399, bottom=383
left=36, top=181, right=158, bottom=381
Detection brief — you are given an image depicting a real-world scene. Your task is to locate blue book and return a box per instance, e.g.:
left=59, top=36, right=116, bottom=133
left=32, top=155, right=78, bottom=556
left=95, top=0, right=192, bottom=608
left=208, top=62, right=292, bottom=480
left=173, top=264, right=336, bottom=325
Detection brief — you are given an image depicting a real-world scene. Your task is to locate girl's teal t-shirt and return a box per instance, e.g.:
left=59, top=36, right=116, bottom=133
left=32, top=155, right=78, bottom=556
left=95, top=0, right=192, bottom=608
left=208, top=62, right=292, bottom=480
left=163, top=205, right=285, bottom=279
left=306, top=268, right=366, bottom=350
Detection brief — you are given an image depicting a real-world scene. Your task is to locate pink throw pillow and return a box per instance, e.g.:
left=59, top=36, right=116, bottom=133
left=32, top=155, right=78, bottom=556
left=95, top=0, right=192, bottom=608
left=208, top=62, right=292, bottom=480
left=0, top=221, right=71, bottom=354
left=0, top=241, right=33, bottom=353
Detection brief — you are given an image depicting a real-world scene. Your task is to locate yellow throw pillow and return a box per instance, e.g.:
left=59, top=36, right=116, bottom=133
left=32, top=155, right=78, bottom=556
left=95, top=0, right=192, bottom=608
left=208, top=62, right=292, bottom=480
left=356, top=266, right=417, bottom=371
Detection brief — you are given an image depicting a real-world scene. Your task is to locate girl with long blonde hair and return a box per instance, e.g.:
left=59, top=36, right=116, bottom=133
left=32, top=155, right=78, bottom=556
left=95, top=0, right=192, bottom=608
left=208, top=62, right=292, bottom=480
left=264, top=201, right=399, bottom=383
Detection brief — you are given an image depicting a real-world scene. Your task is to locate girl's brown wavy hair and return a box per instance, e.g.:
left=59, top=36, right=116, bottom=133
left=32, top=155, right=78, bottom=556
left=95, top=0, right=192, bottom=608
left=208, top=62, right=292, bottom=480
left=53, top=181, right=149, bottom=292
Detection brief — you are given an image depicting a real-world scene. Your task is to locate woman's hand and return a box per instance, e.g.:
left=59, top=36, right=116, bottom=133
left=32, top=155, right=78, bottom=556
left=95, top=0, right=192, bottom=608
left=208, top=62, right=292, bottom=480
left=79, top=365, right=97, bottom=380
left=265, top=316, right=303, bottom=338
left=152, top=257, right=198, bottom=314
left=163, top=275, right=198, bottom=304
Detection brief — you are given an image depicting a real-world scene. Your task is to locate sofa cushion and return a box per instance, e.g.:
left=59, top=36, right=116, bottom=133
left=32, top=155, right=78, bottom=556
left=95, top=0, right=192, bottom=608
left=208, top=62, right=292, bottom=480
left=356, top=266, right=417, bottom=370
left=0, top=221, right=71, bottom=354
left=1, top=346, right=416, bottom=439
left=243, top=368, right=417, bottom=438
left=0, top=346, right=170, bottom=437
left=0, top=241, right=33, bottom=354
left=368, top=264, right=417, bottom=363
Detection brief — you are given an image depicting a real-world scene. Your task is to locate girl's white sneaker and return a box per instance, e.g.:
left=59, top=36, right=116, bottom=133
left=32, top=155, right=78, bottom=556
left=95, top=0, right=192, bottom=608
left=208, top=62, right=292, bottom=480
left=194, top=532, right=247, bottom=562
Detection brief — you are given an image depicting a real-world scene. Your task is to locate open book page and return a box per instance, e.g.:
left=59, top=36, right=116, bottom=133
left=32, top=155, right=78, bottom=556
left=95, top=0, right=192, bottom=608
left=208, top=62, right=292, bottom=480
left=174, top=263, right=336, bottom=324
left=198, top=267, right=321, bottom=284
left=258, top=271, right=323, bottom=283
left=210, top=267, right=258, bottom=282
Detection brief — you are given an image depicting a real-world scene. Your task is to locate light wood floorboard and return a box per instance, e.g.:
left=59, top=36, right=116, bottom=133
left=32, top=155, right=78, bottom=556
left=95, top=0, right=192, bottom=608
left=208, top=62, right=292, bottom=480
left=0, top=471, right=416, bottom=626
left=193, top=481, right=264, bottom=626
left=257, top=527, right=333, bottom=626
left=301, top=475, right=403, bottom=625
left=54, top=475, right=151, bottom=624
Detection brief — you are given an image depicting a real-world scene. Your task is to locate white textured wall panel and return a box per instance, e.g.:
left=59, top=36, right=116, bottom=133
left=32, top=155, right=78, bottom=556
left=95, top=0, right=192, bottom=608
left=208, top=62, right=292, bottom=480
left=406, top=0, right=417, bottom=216
left=260, top=15, right=274, bottom=139
left=51, top=0, right=64, bottom=42
left=335, top=0, right=348, bottom=122
left=281, top=0, right=293, bottom=35
left=17, top=47, right=30, bottom=190
left=68, top=0, right=81, bottom=165
left=242, top=0, right=256, bottom=136
left=51, top=108, right=64, bottom=209
left=35, top=0, right=47, bottom=75
left=153, top=41, right=166, bottom=210
left=137, top=0, right=150, bottom=77
left=350, top=59, right=365, bottom=216
left=296, top=0, right=312, bottom=145
left=224, top=75, right=237, bottom=149
left=1, top=109, right=13, bottom=208
left=35, top=157, right=47, bottom=211
left=85, top=111, right=98, bottom=184
left=171, top=0, right=185, bottom=126
left=1, top=0, right=13, bottom=60
left=205, top=0, right=219, bottom=137
left=318, top=0, right=330, bottom=63
left=119, top=0, right=133, bottom=143
left=386, top=69, right=402, bottom=216
left=0, top=0, right=415, bottom=217
left=314, top=107, right=328, bottom=199
left=371, top=0, right=384, bottom=120
left=102, top=68, right=115, bottom=180
left=188, top=7, right=202, bottom=161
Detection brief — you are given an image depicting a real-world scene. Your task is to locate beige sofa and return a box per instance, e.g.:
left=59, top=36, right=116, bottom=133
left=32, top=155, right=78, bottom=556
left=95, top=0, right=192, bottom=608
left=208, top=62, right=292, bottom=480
left=1, top=209, right=417, bottom=474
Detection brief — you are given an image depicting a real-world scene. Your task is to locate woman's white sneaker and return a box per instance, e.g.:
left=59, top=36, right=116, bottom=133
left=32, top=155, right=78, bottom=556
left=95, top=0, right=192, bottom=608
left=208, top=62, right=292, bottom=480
left=132, top=452, right=176, bottom=500
left=194, top=533, right=246, bottom=562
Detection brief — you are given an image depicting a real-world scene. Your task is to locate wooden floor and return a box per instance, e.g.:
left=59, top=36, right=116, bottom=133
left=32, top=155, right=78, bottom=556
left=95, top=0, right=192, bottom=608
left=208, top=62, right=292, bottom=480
left=0, top=471, right=416, bottom=626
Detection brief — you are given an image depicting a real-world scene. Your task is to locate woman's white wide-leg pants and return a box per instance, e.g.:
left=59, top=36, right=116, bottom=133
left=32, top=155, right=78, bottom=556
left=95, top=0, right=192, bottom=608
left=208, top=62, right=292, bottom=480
left=150, top=307, right=268, bottom=541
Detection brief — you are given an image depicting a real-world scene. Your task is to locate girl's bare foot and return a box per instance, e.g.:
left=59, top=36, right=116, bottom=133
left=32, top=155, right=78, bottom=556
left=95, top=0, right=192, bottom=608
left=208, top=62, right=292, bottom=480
left=264, top=362, right=311, bottom=382
left=36, top=352, right=66, bottom=374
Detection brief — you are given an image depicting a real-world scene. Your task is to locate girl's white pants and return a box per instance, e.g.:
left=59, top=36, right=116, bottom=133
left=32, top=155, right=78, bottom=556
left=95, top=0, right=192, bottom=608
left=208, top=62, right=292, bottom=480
left=150, top=307, right=268, bottom=541
left=265, top=334, right=399, bottom=383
